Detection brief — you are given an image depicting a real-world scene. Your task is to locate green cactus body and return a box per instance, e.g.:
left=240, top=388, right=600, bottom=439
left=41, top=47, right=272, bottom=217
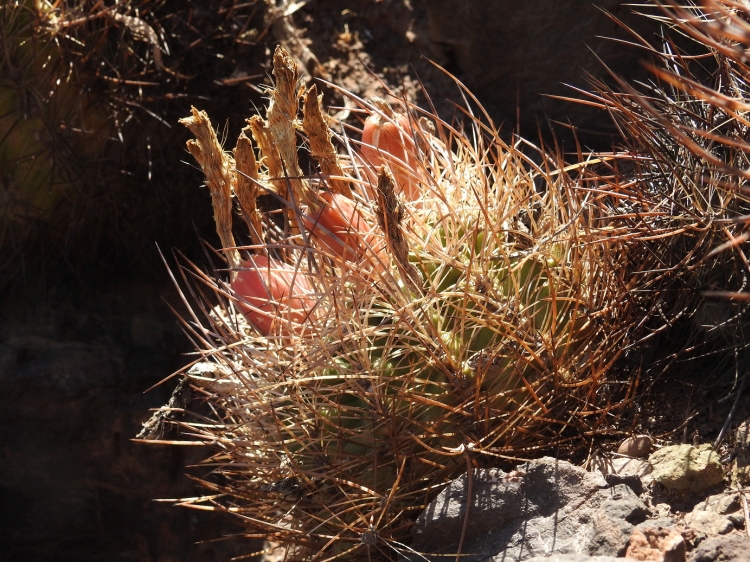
left=0, top=3, right=114, bottom=228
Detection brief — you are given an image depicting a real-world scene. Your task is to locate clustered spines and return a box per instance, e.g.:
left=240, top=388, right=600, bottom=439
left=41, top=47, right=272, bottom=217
left=585, top=0, right=750, bottom=345
left=2, top=0, right=280, bottom=288
left=168, top=43, right=649, bottom=560
left=0, top=2, right=118, bottom=247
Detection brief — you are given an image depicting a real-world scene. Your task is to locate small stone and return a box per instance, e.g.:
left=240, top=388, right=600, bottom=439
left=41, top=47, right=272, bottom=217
left=684, top=510, right=733, bottom=535
left=626, top=526, right=686, bottom=562
left=735, top=421, right=750, bottom=449
left=525, top=553, right=627, bottom=562
left=604, top=456, right=654, bottom=489
left=637, top=517, right=677, bottom=529
left=688, top=534, right=750, bottom=562
left=693, top=492, right=741, bottom=516
left=649, top=444, right=724, bottom=492
left=652, top=503, right=673, bottom=519
left=727, top=512, right=744, bottom=528
left=731, top=420, right=750, bottom=487
left=619, top=435, right=653, bottom=458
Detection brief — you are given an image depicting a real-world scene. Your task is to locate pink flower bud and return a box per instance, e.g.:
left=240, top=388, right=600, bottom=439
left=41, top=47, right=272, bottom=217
left=361, top=112, right=422, bottom=201
left=231, top=255, right=316, bottom=335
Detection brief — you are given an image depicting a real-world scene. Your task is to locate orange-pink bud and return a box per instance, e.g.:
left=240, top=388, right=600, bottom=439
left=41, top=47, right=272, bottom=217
left=361, top=112, right=422, bottom=201
left=304, top=191, right=386, bottom=266
left=231, top=255, right=316, bottom=335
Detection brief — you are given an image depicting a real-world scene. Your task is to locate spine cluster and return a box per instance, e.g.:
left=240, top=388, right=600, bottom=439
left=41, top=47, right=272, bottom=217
left=173, top=46, right=646, bottom=560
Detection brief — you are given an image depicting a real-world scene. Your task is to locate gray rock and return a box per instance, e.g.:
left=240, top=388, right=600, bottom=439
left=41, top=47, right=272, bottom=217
left=684, top=511, right=733, bottom=536
left=527, top=554, right=627, bottom=562
left=688, top=534, right=750, bottom=562
left=693, top=493, right=742, bottom=516
left=410, top=457, right=650, bottom=561
left=731, top=421, right=750, bottom=487
left=425, top=0, right=660, bottom=143
left=727, top=512, right=745, bottom=529
left=649, top=444, right=725, bottom=492
left=598, top=456, right=654, bottom=494
left=691, top=492, right=743, bottom=531
left=637, top=517, right=677, bottom=529
left=0, top=288, right=252, bottom=561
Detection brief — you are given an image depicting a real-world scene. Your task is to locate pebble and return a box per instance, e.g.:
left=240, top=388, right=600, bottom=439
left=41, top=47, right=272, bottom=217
left=684, top=510, right=733, bottom=535
left=618, top=435, right=653, bottom=458
left=688, top=534, right=750, bottom=562
left=693, top=492, right=741, bottom=516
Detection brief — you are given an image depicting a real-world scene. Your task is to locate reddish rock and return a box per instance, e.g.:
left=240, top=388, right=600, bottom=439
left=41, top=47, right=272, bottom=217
left=626, top=526, right=686, bottom=562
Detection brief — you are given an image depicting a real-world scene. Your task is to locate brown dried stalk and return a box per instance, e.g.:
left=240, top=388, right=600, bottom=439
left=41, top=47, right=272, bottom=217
left=244, top=46, right=306, bottom=231
left=374, top=166, right=421, bottom=292
left=179, top=107, right=240, bottom=271
left=267, top=46, right=305, bottom=203
left=233, top=127, right=264, bottom=245
left=302, top=84, right=352, bottom=198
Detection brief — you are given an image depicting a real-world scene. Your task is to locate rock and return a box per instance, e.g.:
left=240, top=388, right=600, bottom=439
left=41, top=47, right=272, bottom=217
left=690, top=493, right=742, bottom=531
left=625, top=526, right=685, bottom=562
left=599, top=456, right=654, bottom=494
left=526, top=554, right=627, bottom=562
left=410, top=457, right=650, bottom=561
left=0, top=285, right=252, bottom=561
left=693, top=493, right=742, bottom=516
left=688, top=534, right=750, bottom=562
left=726, top=512, right=745, bottom=529
left=651, top=503, right=674, bottom=520
left=425, top=0, right=661, bottom=145
left=649, top=445, right=725, bottom=492
left=619, top=435, right=654, bottom=458
left=731, top=421, right=750, bottom=488
left=638, top=518, right=678, bottom=529
left=684, top=511, right=733, bottom=536
left=680, top=528, right=708, bottom=552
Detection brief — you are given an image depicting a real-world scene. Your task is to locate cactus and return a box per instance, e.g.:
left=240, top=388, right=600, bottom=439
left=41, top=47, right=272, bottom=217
left=142, top=1, right=750, bottom=559
left=0, top=1, right=115, bottom=276
left=583, top=0, right=750, bottom=361
left=163, top=46, right=651, bottom=561
left=0, top=0, right=271, bottom=287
